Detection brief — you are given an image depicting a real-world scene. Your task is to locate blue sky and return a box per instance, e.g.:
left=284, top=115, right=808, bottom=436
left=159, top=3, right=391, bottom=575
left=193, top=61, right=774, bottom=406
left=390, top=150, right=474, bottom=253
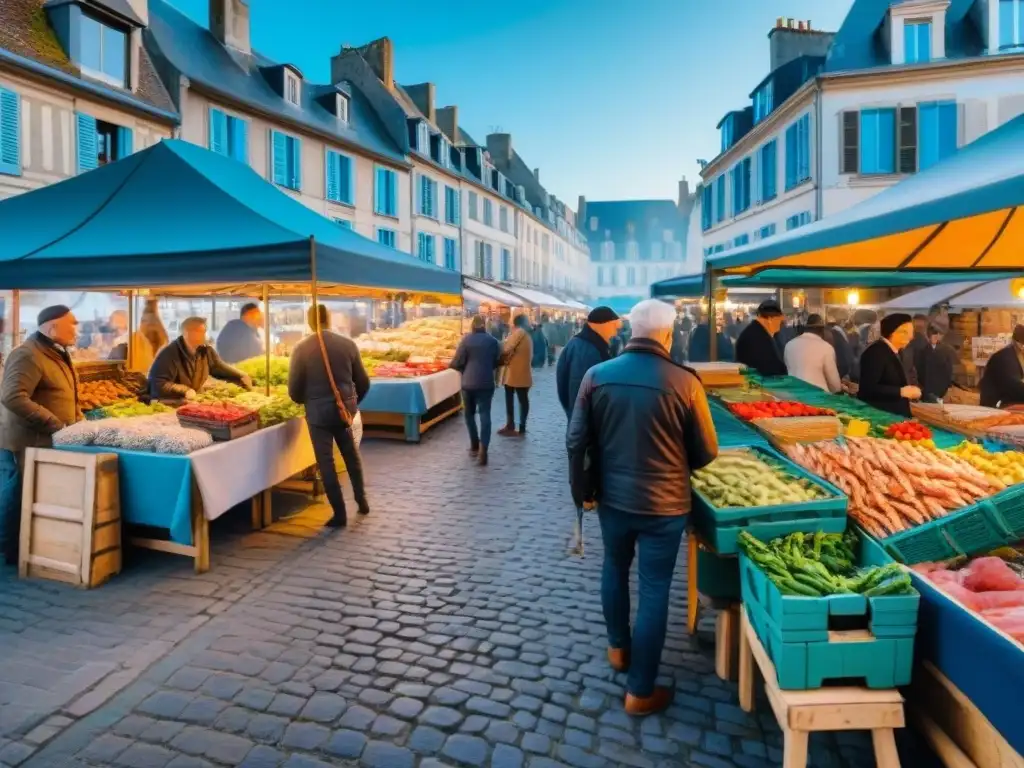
left=167, top=0, right=851, bottom=206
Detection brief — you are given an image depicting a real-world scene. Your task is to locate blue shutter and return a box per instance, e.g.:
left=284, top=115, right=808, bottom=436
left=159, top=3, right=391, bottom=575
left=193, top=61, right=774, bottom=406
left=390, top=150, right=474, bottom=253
left=860, top=109, right=896, bottom=174
left=229, top=117, right=248, bottom=163
left=938, top=101, right=958, bottom=161
left=76, top=113, right=98, bottom=173
left=117, top=126, right=133, bottom=159
left=271, top=130, right=287, bottom=184
left=374, top=167, right=384, bottom=213
left=340, top=154, right=353, bottom=203
left=291, top=137, right=302, bottom=190
left=325, top=151, right=339, bottom=202
left=919, top=23, right=931, bottom=62
left=428, top=235, right=435, bottom=263
left=388, top=171, right=397, bottom=215
left=209, top=108, right=227, bottom=155
left=0, top=87, right=21, bottom=176
left=785, top=124, right=796, bottom=189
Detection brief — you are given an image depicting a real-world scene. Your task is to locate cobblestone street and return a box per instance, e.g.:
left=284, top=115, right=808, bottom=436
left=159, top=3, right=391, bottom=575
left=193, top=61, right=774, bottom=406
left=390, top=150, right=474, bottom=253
left=1, top=368, right=933, bottom=768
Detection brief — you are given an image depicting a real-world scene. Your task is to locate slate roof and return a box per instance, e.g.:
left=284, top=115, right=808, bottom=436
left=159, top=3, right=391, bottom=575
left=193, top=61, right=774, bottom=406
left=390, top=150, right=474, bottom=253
left=145, top=0, right=405, bottom=163
left=825, top=0, right=984, bottom=72
left=0, top=0, right=175, bottom=116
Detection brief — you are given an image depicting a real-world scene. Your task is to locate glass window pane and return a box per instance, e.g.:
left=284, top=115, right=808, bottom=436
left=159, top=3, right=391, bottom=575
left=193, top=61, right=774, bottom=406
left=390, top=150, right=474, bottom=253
left=1001, top=0, right=1016, bottom=47
left=102, top=24, right=126, bottom=84
left=79, top=15, right=102, bottom=72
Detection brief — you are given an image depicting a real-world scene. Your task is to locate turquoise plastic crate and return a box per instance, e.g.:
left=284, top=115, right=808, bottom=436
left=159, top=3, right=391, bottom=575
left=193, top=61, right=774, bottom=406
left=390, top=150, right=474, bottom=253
left=709, top=401, right=767, bottom=449
left=744, top=598, right=915, bottom=690
left=696, top=547, right=741, bottom=601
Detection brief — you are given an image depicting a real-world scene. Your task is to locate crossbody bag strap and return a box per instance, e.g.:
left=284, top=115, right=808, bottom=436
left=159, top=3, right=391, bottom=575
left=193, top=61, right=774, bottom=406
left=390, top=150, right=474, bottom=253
left=315, top=332, right=353, bottom=427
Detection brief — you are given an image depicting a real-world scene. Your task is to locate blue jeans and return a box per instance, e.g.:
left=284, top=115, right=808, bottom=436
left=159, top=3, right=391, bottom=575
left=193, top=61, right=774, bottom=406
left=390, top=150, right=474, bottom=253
left=463, top=388, right=494, bottom=449
left=0, top=450, right=23, bottom=565
left=598, top=507, right=686, bottom=697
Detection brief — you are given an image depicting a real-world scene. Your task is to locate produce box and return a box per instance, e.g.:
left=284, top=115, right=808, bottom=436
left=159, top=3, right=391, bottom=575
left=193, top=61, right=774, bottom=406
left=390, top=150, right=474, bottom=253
left=708, top=401, right=766, bottom=450
left=690, top=446, right=847, bottom=556
left=176, top=403, right=259, bottom=442
left=752, top=415, right=841, bottom=445
left=739, top=531, right=920, bottom=690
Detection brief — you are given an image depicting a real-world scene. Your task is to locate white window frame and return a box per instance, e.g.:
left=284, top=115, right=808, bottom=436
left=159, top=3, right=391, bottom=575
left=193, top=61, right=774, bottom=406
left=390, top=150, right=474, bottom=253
left=78, top=13, right=128, bottom=88
left=284, top=70, right=301, bottom=106
left=417, top=122, right=431, bottom=154
left=336, top=94, right=349, bottom=122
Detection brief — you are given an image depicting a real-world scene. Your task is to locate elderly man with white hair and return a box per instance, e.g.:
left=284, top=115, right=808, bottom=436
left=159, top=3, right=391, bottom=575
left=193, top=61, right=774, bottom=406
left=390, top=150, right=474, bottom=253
left=567, top=298, right=718, bottom=716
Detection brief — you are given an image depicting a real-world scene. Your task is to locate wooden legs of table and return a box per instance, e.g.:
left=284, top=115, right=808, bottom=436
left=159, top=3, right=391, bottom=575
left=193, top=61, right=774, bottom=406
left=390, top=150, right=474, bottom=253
left=251, top=490, right=273, bottom=530
left=687, top=531, right=699, bottom=635
left=783, top=729, right=809, bottom=768
left=191, top=482, right=209, bottom=574
left=715, top=604, right=739, bottom=681
left=872, top=729, right=901, bottom=767
left=738, top=608, right=755, bottom=712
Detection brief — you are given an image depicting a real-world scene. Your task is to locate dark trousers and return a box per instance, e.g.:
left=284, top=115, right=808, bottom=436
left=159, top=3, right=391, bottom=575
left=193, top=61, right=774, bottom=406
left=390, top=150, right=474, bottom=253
left=462, top=388, right=495, bottom=449
left=504, top=386, right=530, bottom=430
left=0, top=450, right=22, bottom=565
left=597, top=507, right=686, bottom=697
left=307, top=419, right=366, bottom=521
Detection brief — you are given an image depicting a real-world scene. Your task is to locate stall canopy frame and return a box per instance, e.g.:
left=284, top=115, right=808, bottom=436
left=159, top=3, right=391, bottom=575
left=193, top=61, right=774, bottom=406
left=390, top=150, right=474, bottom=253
left=462, top=278, right=526, bottom=307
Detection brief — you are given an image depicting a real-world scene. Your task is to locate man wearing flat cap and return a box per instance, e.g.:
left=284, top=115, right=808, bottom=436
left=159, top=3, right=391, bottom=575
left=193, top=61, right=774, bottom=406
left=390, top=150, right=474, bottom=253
left=557, top=306, right=622, bottom=418
left=979, top=325, right=1024, bottom=409
left=0, top=305, right=83, bottom=564
left=735, top=300, right=788, bottom=377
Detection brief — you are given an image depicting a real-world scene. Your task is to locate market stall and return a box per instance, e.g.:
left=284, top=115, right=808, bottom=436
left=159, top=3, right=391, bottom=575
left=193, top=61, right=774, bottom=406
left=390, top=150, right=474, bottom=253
left=0, top=139, right=462, bottom=572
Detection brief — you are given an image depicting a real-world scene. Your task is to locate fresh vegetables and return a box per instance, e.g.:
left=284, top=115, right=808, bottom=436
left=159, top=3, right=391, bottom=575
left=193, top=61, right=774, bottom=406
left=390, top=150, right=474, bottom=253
left=369, top=361, right=449, bottom=378
left=236, top=356, right=291, bottom=386
left=78, top=379, right=137, bottom=411
left=177, top=402, right=256, bottom=424
left=196, top=381, right=247, bottom=401
left=355, top=316, right=460, bottom=362
left=782, top=438, right=1004, bottom=538
left=948, top=442, right=1024, bottom=486
left=883, top=421, right=933, bottom=443
left=728, top=401, right=835, bottom=421
left=691, top=448, right=833, bottom=509
left=230, top=392, right=305, bottom=427
left=914, top=556, right=1024, bottom=643
left=85, top=400, right=173, bottom=420
left=739, top=531, right=915, bottom=597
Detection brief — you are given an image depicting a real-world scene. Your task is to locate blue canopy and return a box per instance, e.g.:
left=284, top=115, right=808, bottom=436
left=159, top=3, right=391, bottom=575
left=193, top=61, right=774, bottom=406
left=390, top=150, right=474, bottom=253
left=650, top=274, right=706, bottom=298
left=710, top=112, right=1024, bottom=277
left=0, top=140, right=460, bottom=298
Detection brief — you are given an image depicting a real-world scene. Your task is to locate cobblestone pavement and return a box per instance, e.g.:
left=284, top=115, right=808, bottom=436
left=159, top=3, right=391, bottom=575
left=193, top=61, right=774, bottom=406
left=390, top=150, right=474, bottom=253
left=3, top=367, right=936, bottom=768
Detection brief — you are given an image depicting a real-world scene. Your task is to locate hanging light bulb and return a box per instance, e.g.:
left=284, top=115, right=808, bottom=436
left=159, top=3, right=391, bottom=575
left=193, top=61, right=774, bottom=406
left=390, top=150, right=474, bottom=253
left=847, top=290, right=860, bottom=307
left=1012, top=278, right=1024, bottom=301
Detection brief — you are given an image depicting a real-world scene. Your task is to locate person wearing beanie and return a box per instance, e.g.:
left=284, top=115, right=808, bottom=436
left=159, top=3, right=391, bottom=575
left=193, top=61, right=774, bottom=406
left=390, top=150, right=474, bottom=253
left=979, top=325, right=1024, bottom=408
left=734, top=300, right=787, bottom=377
left=782, top=314, right=842, bottom=393
left=857, top=312, right=921, bottom=417
left=0, top=305, right=83, bottom=564
left=556, top=306, right=622, bottom=418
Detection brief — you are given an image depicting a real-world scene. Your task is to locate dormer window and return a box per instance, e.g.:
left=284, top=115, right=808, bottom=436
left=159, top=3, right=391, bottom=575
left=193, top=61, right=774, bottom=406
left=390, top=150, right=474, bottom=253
left=284, top=70, right=301, bottom=105
left=336, top=94, right=349, bottom=123
left=904, top=20, right=932, bottom=63
left=1001, top=0, right=1024, bottom=50
left=438, top=136, right=450, bottom=167
left=416, top=122, right=430, bottom=154
left=720, top=115, right=735, bottom=153
left=78, top=12, right=128, bottom=88
left=753, top=81, right=774, bottom=124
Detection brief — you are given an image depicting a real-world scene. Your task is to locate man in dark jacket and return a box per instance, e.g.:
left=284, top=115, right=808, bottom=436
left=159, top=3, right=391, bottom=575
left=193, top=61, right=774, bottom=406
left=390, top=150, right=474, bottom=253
left=449, top=316, right=501, bottom=465
left=980, top=325, right=1024, bottom=408
left=829, top=322, right=855, bottom=381
left=216, top=303, right=264, bottom=364
left=289, top=304, right=371, bottom=527
left=900, top=314, right=930, bottom=385
left=916, top=325, right=956, bottom=402
left=567, top=299, right=718, bottom=717
left=735, top=300, right=787, bottom=376
left=556, top=306, right=621, bottom=417
left=149, top=317, right=250, bottom=401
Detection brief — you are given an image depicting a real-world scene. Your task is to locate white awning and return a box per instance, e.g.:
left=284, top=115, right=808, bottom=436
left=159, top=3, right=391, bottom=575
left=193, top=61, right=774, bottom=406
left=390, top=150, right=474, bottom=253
left=949, top=279, right=1024, bottom=309
left=499, top=285, right=575, bottom=311
left=879, top=281, right=985, bottom=311
left=462, top=278, right=525, bottom=307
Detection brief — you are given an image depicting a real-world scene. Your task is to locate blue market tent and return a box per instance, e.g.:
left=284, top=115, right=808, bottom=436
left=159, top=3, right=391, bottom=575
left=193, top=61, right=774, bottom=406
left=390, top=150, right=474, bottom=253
left=710, top=112, right=1024, bottom=278
left=0, top=139, right=460, bottom=298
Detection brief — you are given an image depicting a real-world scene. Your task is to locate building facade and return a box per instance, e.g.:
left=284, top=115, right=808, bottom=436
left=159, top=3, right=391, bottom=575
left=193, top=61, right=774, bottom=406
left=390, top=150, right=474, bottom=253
left=700, top=2, right=1024, bottom=261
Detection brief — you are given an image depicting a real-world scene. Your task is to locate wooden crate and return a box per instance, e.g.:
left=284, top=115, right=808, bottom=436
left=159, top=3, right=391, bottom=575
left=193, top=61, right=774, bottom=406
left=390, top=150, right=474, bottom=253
left=19, top=449, right=121, bottom=588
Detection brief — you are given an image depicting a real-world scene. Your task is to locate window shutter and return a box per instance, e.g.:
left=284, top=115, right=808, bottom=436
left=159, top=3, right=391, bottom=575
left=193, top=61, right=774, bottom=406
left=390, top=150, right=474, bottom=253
left=341, top=154, right=353, bottom=203
left=231, top=118, right=248, bottom=164
left=76, top=112, right=98, bottom=173
left=326, top=151, right=339, bottom=202
left=841, top=111, right=859, bottom=174
left=374, top=168, right=383, bottom=213
left=117, top=126, right=133, bottom=159
left=209, top=109, right=227, bottom=155
left=291, top=137, right=302, bottom=189
left=0, top=87, right=21, bottom=175
left=897, top=106, right=917, bottom=174
left=271, top=131, right=287, bottom=184
left=938, top=101, right=958, bottom=160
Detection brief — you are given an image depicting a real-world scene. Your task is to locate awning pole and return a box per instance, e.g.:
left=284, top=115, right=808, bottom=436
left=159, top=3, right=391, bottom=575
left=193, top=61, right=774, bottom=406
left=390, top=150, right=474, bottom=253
left=706, top=266, right=718, bottom=363
left=126, top=290, right=135, bottom=370
left=11, top=289, right=19, bottom=348
left=310, top=235, right=321, bottom=341
left=262, top=283, right=270, bottom=396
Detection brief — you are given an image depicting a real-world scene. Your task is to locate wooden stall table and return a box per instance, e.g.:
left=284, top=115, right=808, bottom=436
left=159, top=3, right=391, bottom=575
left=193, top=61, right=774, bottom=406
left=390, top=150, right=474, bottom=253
left=737, top=610, right=905, bottom=768
left=359, top=369, right=462, bottom=443
left=685, top=530, right=741, bottom=681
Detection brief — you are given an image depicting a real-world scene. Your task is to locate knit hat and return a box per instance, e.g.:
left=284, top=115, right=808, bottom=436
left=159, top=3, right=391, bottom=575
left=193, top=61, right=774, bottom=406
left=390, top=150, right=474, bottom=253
left=587, top=306, right=619, bottom=324
left=37, top=305, right=71, bottom=327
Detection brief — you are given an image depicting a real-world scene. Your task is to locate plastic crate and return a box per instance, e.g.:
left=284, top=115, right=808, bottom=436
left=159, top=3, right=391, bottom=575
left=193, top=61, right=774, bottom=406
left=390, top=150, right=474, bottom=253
left=708, top=402, right=766, bottom=449
left=696, top=547, right=741, bottom=602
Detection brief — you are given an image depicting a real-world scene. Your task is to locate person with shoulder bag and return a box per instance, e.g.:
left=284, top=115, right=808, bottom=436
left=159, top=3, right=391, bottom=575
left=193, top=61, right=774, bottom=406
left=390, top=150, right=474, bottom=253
left=288, top=304, right=371, bottom=528
left=498, top=314, right=533, bottom=437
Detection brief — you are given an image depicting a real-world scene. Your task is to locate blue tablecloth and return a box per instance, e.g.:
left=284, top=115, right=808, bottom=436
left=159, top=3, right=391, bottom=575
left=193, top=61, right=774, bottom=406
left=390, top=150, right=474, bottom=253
left=60, top=446, right=193, bottom=545
left=910, top=572, right=1024, bottom=755
left=360, top=379, right=427, bottom=415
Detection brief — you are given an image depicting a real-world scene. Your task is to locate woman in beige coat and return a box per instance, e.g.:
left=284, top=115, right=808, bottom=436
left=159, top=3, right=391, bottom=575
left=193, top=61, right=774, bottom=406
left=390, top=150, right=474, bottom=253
left=498, top=314, right=533, bottom=437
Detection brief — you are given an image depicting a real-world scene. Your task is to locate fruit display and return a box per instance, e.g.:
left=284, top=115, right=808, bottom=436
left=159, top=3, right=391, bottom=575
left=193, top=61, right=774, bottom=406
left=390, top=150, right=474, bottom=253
left=355, top=316, right=460, bottom=362
left=229, top=391, right=304, bottom=427
left=53, top=414, right=213, bottom=454
left=177, top=402, right=256, bottom=424
left=691, top=448, right=834, bottom=508
left=739, top=530, right=915, bottom=597
left=77, top=379, right=137, bottom=411
left=782, top=439, right=1004, bottom=538
left=913, top=555, right=1024, bottom=643
left=883, top=421, right=933, bottom=442
left=948, top=442, right=1024, bottom=486
left=236, top=356, right=291, bottom=387
left=727, top=401, right=835, bottom=420
left=196, top=381, right=247, bottom=401
left=85, top=400, right=173, bottom=420
left=369, top=361, right=449, bottom=379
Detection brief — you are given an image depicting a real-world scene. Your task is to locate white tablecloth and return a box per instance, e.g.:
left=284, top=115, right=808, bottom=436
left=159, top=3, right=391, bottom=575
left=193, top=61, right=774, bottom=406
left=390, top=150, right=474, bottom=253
left=367, top=369, right=462, bottom=412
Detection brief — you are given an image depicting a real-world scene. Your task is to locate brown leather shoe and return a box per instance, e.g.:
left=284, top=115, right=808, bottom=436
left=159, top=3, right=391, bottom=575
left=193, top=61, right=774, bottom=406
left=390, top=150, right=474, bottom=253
left=607, top=647, right=630, bottom=673
left=624, top=687, right=673, bottom=716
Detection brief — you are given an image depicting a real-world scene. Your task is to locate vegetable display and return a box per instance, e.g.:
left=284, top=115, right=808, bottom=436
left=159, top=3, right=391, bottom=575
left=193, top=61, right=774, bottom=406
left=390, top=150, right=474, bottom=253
left=229, top=392, right=305, bottom=427
left=54, top=414, right=213, bottom=454
left=236, top=356, right=291, bottom=387
left=691, top=449, right=833, bottom=509
left=85, top=400, right=173, bottom=420
left=727, top=401, right=835, bottom=420
left=177, top=402, right=255, bottom=424
left=78, top=380, right=137, bottom=411
left=196, top=381, right=247, bottom=401
left=739, top=530, right=915, bottom=597
left=368, top=361, right=449, bottom=379
left=355, top=316, right=460, bottom=363
left=883, top=421, right=933, bottom=443
left=782, top=438, right=1003, bottom=538
left=948, top=442, right=1024, bottom=486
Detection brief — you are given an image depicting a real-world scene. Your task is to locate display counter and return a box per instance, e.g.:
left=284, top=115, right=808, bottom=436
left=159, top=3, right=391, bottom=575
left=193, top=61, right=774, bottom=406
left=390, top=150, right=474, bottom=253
left=360, top=369, right=463, bottom=442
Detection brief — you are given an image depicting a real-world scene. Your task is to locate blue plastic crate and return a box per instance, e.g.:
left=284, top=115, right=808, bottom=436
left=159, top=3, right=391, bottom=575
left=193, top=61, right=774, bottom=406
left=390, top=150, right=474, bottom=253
left=696, top=547, right=741, bottom=602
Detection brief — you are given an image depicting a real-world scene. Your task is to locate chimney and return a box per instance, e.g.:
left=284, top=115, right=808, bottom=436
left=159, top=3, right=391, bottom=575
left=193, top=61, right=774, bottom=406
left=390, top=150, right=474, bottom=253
left=486, top=133, right=513, bottom=165
left=436, top=105, right=458, bottom=142
left=768, top=20, right=834, bottom=72
left=533, top=168, right=540, bottom=182
left=353, top=37, right=394, bottom=91
left=677, top=176, right=690, bottom=209
left=577, top=195, right=587, bottom=227
left=405, top=83, right=436, bottom=124
left=210, top=0, right=251, bottom=56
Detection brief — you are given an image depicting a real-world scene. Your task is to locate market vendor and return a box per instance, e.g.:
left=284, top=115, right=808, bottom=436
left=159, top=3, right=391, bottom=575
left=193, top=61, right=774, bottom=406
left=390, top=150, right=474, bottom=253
left=857, top=312, right=921, bottom=417
left=216, top=303, right=264, bottom=364
left=149, top=316, right=251, bottom=401
left=735, top=300, right=787, bottom=376
left=0, top=305, right=82, bottom=564
left=979, top=325, right=1024, bottom=408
